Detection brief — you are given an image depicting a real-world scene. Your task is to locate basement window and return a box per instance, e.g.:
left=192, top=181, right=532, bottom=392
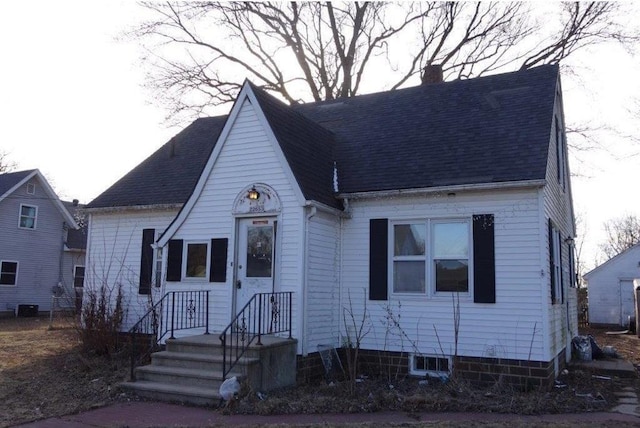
left=409, top=354, right=451, bottom=376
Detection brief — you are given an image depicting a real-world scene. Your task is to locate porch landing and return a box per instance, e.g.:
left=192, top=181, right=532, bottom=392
left=121, top=333, right=297, bottom=406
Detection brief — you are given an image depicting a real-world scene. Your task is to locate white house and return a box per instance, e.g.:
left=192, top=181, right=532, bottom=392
left=85, top=64, right=577, bottom=389
left=584, top=244, right=640, bottom=327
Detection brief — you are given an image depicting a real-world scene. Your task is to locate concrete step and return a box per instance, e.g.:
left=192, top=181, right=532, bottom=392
left=120, top=380, right=220, bottom=406
left=152, top=350, right=259, bottom=373
left=134, top=365, right=244, bottom=390
left=166, top=335, right=266, bottom=359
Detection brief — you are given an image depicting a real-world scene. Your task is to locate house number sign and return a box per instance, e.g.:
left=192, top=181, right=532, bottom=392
left=232, top=183, right=282, bottom=215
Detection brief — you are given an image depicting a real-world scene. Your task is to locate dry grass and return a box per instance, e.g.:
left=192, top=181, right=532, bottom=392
left=0, top=316, right=128, bottom=428
left=0, top=317, right=639, bottom=427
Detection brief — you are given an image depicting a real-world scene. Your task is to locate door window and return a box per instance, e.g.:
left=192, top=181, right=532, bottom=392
left=246, top=225, right=273, bottom=278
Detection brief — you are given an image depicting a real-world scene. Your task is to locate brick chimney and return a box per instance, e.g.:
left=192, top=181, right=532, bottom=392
left=422, top=64, right=443, bottom=84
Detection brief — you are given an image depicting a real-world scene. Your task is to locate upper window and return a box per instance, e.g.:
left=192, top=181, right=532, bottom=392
left=185, top=242, right=208, bottom=278
left=73, top=266, right=85, bottom=288
left=0, top=261, right=18, bottom=285
left=26, top=183, right=35, bottom=194
left=391, top=219, right=470, bottom=295
left=19, top=204, right=37, bottom=229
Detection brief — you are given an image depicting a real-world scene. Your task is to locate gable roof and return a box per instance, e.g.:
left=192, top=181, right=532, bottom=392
left=584, top=243, right=640, bottom=280
left=0, top=169, right=79, bottom=228
left=0, top=169, right=37, bottom=201
left=88, top=64, right=559, bottom=210
left=88, top=117, right=227, bottom=209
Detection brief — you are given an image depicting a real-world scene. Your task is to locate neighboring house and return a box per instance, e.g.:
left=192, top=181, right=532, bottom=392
left=0, top=169, right=81, bottom=315
left=584, top=244, right=640, bottom=327
left=85, top=64, right=577, bottom=387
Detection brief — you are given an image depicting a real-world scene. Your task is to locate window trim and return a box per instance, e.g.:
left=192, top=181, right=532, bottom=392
left=73, top=265, right=85, bottom=288
left=550, top=223, right=563, bottom=304
left=391, top=221, right=427, bottom=294
left=153, top=235, right=163, bottom=288
left=182, top=241, right=210, bottom=280
left=0, top=260, right=19, bottom=286
left=389, top=217, right=472, bottom=298
left=18, top=204, right=38, bottom=230
left=409, top=353, right=451, bottom=377
left=431, top=219, right=471, bottom=295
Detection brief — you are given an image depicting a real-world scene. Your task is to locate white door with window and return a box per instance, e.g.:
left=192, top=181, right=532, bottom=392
left=235, top=217, right=276, bottom=313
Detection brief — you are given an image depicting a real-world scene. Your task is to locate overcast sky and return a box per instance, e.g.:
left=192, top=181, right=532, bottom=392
left=1, top=1, right=639, bottom=270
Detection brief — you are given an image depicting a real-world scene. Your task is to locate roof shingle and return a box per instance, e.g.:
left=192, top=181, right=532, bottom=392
left=87, top=65, right=558, bottom=209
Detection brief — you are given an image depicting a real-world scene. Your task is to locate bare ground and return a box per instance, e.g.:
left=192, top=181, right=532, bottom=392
left=1, top=317, right=639, bottom=427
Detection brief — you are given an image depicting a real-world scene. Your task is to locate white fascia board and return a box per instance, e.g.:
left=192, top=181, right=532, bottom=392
left=157, top=82, right=257, bottom=247
left=243, top=86, right=307, bottom=207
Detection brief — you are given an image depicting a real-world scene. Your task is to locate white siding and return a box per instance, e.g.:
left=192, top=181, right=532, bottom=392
left=305, top=209, right=341, bottom=354
left=0, top=175, right=68, bottom=312
left=584, top=245, right=640, bottom=325
left=341, top=188, right=547, bottom=361
left=543, top=86, right=577, bottom=363
left=165, top=99, right=305, bottom=340
left=85, top=209, right=178, bottom=330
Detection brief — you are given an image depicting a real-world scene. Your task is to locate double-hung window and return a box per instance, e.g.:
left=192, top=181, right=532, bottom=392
left=392, top=219, right=470, bottom=295
left=19, top=204, right=37, bottom=229
left=73, top=266, right=85, bottom=288
left=0, top=261, right=18, bottom=285
left=433, top=221, right=469, bottom=293
left=393, top=223, right=426, bottom=293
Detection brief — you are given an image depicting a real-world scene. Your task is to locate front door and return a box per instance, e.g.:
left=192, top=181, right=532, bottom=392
left=235, top=217, right=276, bottom=313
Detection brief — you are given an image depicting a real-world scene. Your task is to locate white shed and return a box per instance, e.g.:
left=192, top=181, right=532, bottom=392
left=584, top=244, right=640, bottom=326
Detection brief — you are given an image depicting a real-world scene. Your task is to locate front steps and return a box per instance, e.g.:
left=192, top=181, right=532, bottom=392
left=121, top=334, right=297, bottom=406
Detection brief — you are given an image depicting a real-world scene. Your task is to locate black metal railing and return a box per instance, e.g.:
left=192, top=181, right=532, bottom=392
left=219, top=292, right=292, bottom=379
left=128, top=290, right=209, bottom=380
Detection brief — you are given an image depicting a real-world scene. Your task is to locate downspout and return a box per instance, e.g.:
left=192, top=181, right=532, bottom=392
left=338, top=197, right=350, bottom=346
left=301, top=204, right=317, bottom=356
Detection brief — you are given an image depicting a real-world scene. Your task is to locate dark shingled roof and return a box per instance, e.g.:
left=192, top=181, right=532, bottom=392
left=88, top=65, right=558, bottom=209
left=88, top=117, right=227, bottom=208
left=0, top=169, right=36, bottom=197
left=62, top=201, right=87, bottom=250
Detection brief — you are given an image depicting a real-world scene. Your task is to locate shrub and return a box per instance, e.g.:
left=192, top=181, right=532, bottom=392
left=80, top=282, right=126, bottom=357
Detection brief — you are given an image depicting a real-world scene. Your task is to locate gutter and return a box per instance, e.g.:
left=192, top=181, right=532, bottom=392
left=337, top=179, right=546, bottom=200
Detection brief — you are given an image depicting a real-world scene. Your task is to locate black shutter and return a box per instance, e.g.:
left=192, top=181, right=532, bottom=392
left=369, top=219, right=388, bottom=301
left=473, top=214, right=496, bottom=303
left=139, top=229, right=155, bottom=295
left=548, top=219, right=556, bottom=304
left=559, top=236, right=564, bottom=303
left=166, top=239, right=183, bottom=282
left=210, top=238, right=228, bottom=283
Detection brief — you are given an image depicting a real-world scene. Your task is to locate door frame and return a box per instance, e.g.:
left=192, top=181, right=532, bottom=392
left=231, top=214, right=280, bottom=319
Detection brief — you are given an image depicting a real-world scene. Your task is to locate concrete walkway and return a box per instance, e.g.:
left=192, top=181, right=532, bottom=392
left=16, top=400, right=640, bottom=428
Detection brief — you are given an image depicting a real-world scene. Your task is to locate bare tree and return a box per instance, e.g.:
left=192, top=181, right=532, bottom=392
left=599, top=214, right=640, bottom=260
left=133, top=1, right=638, bottom=123
left=0, top=150, right=16, bottom=173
